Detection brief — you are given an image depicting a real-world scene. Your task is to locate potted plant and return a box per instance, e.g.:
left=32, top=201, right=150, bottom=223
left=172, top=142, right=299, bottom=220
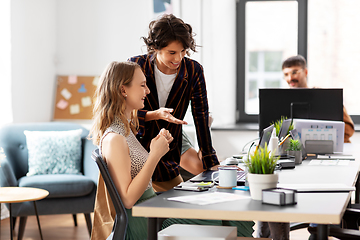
left=287, top=139, right=303, bottom=165
left=244, top=144, right=280, bottom=200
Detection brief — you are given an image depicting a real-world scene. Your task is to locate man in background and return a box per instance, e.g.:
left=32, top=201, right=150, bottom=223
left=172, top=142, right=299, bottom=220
left=257, top=55, right=355, bottom=240
left=282, top=55, right=354, bottom=142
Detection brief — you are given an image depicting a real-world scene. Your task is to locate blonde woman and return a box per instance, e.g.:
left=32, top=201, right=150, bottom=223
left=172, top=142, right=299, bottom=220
left=89, top=61, right=254, bottom=239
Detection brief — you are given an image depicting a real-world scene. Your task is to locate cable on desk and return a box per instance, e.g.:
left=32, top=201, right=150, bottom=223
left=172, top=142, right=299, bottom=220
left=242, top=137, right=260, bottom=152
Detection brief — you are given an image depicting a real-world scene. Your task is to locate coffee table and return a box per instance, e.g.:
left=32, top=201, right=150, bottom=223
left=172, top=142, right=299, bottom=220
left=0, top=187, right=49, bottom=240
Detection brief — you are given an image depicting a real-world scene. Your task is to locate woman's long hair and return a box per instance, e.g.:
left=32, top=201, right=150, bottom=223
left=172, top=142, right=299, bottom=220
left=89, top=61, right=140, bottom=146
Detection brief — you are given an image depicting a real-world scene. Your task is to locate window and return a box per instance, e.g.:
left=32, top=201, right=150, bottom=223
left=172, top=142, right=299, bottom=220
left=236, top=0, right=307, bottom=122
left=246, top=51, right=285, bottom=114
left=307, top=0, right=360, bottom=123
left=237, top=0, right=360, bottom=125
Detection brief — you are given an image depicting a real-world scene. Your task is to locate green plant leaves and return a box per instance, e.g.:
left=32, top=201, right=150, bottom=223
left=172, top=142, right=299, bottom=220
left=244, top=143, right=280, bottom=174
left=287, top=139, right=302, bottom=151
left=271, top=116, right=294, bottom=136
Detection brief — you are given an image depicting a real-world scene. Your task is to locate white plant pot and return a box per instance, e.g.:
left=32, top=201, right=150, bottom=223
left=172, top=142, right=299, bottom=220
left=247, top=173, right=279, bottom=200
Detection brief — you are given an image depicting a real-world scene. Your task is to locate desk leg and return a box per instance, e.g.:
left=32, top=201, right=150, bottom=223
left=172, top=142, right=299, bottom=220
left=9, top=203, right=13, bottom=240
left=355, top=173, right=360, bottom=204
left=317, top=224, right=329, bottom=240
left=148, top=217, right=158, bottom=240
left=33, top=202, right=44, bottom=240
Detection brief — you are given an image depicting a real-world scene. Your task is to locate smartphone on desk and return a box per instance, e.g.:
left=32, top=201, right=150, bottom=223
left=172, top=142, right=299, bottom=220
left=173, top=186, right=209, bottom=192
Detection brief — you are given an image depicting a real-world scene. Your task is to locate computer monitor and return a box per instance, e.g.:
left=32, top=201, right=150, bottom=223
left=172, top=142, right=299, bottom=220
left=259, top=88, right=343, bottom=134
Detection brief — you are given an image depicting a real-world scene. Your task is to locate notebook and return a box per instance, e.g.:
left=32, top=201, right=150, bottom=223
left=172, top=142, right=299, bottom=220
left=278, top=119, right=292, bottom=141
left=189, top=170, right=247, bottom=186
left=259, top=124, right=274, bottom=149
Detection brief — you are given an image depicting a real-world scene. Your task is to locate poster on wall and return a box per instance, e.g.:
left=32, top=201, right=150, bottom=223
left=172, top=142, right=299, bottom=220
left=153, top=0, right=172, bottom=17
left=53, top=75, right=99, bottom=120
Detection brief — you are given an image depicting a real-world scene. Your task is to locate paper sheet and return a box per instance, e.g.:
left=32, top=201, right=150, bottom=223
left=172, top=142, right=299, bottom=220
left=93, top=76, right=100, bottom=86
left=277, top=183, right=355, bottom=192
left=317, top=154, right=355, bottom=160
left=70, top=104, right=80, bottom=115
left=61, top=88, right=72, bottom=100
left=68, top=75, right=78, bottom=84
left=309, top=160, right=350, bottom=166
left=81, top=96, right=92, bottom=107
left=167, top=192, right=250, bottom=205
left=56, top=99, right=68, bottom=110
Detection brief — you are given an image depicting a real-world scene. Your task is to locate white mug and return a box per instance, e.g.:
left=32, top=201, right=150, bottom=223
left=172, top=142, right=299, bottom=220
left=211, top=166, right=237, bottom=188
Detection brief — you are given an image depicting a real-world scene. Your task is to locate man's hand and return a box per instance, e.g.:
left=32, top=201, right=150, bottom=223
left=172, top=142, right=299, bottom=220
left=146, top=108, right=188, bottom=125
left=210, top=164, right=244, bottom=171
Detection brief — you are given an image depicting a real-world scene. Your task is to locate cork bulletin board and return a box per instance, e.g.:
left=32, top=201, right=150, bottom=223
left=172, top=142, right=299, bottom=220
left=53, top=75, right=99, bottom=120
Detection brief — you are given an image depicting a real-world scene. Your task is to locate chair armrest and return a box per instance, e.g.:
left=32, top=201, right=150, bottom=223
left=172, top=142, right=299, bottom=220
left=342, top=206, right=360, bottom=230
left=0, top=157, right=18, bottom=187
left=83, top=139, right=99, bottom=184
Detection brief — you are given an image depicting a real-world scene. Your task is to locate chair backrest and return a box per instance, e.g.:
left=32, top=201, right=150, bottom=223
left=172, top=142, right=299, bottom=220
left=0, top=122, right=91, bottom=179
left=92, top=148, right=128, bottom=240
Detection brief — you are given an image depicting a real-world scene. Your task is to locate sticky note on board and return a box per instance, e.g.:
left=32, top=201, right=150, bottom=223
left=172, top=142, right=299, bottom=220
left=61, top=88, right=72, bottom=100
left=70, top=104, right=80, bottom=115
left=68, top=75, right=77, bottom=84
left=81, top=96, right=92, bottom=107
left=93, top=76, right=99, bottom=86
left=56, top=99, right=68, bottom=110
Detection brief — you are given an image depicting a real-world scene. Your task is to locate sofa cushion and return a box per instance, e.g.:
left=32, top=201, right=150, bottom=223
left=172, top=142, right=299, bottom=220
left=24, top=129, right=83, bottom=176
left=18, top=174, right=95, bottom=198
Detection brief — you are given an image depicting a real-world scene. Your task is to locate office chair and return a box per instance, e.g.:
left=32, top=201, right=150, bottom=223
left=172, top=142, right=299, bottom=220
left=290, top=204, right=360, bottom=239
left=92, top=148, right=128, bottom=240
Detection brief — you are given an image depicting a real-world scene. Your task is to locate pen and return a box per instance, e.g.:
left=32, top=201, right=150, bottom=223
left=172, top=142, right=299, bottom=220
left=279, top=134, right=291, bottom=146
left=232, top=186, right=249, bottom=191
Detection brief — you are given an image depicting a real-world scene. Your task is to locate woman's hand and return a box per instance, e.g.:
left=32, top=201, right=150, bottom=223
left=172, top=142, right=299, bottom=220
left=149, top=131, right=170, bottom=160
left=210, top=165, right=244, bottom=171
left=159, top=128, right=173, bottom=144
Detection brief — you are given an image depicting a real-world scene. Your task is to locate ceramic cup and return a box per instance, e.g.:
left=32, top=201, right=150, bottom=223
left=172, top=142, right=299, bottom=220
left=211, top=166, right=237, bottom=188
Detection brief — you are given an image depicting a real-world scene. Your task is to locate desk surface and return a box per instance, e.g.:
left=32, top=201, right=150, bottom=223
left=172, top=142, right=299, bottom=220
left=0, top=187, right=49, bottom=203
left=133, top=188, right=349, bottom=224
left=133, top=144, right=360, bottom=225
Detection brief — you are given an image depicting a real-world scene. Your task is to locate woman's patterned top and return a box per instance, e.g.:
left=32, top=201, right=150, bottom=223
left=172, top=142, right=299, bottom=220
left=99, top=117, right=152, bottom=190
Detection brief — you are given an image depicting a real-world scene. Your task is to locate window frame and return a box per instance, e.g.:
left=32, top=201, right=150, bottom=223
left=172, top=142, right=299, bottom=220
left=236, top=0, right=308, bottom=123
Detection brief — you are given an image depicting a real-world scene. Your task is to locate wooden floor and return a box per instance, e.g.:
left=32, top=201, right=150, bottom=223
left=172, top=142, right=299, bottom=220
left=0, top=214, right=339, bottom=240
left=0, top=214, right=91, bottom=240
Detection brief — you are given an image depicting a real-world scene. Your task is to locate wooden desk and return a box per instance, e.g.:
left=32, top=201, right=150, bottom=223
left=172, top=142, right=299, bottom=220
left=133, top=144, right=360, bottom=240
left=0, top=187, right=49, bottom=240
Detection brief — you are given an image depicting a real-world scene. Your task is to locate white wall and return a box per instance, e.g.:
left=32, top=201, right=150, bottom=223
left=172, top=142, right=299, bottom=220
left=8, top=0, right=270, bottom=160
left=11, top=0, right=57, bottom=122
left=0, top=0, right=12, bottom=125
left=9, top=0, right=360, bottom=158
left=10, top=0, right=237, bottom=127
left=55, top=0, right=153, bottom=75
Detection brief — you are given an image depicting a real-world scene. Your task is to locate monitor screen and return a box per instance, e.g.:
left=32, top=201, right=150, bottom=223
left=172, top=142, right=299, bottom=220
left=259, top=88, right=343, bottom=134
